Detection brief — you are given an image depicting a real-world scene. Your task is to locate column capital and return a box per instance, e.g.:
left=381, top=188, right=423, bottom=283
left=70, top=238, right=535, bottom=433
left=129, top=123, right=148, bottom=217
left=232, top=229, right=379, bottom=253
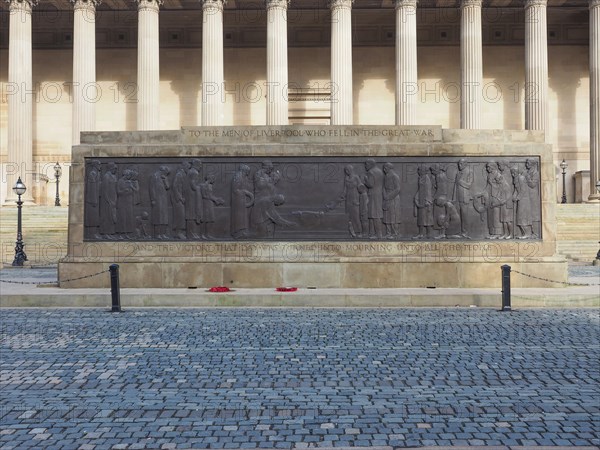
left=202, top=0, right=226, bottom=12
left=525, top=0, right=547, bottom=8
left=266, top=0, right=289, bottom=9
left=71, top=0, right=101, bottom=11
left=135, top=0, right=162, bottom=12
left=329, top=0, right=353, bottom=10
left=461, top=0, right=482, bottom=8
left=5, top=0, right=38, bottom=12
left=395, top=0, right=417, bottom=9
left=591, top=0, right=600, bottom=9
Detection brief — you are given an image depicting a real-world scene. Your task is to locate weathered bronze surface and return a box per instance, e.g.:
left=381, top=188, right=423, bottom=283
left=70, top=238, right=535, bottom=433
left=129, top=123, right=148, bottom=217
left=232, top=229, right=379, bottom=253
left=84, top=156, right=542, bottom=241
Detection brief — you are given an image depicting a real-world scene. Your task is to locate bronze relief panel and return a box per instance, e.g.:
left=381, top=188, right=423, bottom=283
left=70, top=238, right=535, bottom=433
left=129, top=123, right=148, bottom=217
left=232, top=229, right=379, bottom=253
left=83, top=156, right=542, bottom=241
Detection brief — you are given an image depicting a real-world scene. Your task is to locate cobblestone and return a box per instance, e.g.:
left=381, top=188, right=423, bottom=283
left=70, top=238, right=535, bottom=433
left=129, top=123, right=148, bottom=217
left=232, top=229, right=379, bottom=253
left=1, top=308, right=599, bottom=448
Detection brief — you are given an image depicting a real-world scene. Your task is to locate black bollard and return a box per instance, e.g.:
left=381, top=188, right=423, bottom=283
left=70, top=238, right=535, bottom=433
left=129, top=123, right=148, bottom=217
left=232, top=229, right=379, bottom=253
left=501, top=264, right=511, bottom=311
left=109, top=264, right=121, bottom=312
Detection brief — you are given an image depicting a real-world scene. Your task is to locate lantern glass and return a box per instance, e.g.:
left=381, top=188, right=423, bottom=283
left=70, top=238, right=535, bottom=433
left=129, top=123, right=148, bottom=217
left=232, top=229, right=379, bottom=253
left=54, top=162, right=62, bottom=178
left=12, top=178, right=26, bottom=196
left=560, top=159, right=568, bottom=171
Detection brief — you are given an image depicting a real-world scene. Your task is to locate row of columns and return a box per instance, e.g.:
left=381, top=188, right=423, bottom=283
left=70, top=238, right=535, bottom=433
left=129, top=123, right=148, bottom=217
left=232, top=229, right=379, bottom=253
left=5, top=0, right=600, bottom=200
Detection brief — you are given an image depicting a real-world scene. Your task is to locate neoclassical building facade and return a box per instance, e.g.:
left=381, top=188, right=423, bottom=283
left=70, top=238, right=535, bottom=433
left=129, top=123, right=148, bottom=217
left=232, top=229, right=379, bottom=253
left=0, top=0, right=597, bottom=204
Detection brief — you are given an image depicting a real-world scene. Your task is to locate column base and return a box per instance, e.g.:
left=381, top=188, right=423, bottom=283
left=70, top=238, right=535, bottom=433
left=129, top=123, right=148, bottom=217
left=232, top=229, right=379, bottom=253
left=586, top=193, right=600, bottom=203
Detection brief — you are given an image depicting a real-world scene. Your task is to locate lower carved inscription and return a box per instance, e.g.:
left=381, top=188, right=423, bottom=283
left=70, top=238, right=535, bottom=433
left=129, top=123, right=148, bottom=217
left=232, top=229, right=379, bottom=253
left=84, top=157, right=542, bottom=241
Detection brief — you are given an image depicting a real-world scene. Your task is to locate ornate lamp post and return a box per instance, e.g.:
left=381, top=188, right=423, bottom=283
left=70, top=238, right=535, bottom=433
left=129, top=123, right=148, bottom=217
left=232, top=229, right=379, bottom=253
left=560, top=159, right=568, bottom=204
left=54, top=161, right=62, bottom=206
left=12, top=177, right=28, bottom=267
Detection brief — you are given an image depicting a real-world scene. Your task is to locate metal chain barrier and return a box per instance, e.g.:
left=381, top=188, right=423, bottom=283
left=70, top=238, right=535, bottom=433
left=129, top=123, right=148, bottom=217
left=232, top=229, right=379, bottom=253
left=511, top=269, right=600, bottom=287
left=0, top=269, right=109, bottom=286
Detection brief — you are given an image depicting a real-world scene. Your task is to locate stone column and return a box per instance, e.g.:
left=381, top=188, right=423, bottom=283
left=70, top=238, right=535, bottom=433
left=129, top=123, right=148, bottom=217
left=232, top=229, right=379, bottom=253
left=136, top=0, right=162, bottom=130
left=72, top=0, right=98, bottom=145
left=395, top=0, right=417, bottom=126
left=460, top=0, right=483, bottom=129
left=201, top=0, right=225, bottom=126
left=330, top=0, right=353, bottom=125
left=590, top=0, right=600, bottom=201
left=525, top=0, right=548, bottom=134
left=6, top=0, right=36, bottom=203
left=266, top=0, right=289, bottom=126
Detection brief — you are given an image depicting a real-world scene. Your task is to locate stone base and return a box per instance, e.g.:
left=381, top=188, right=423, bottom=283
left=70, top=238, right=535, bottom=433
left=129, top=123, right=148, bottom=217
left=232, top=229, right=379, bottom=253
left=61, top=126, right=566, bottom=290
left=59, top=257, right=568, bottom=289
left=2, top=284, right=598, bottom=308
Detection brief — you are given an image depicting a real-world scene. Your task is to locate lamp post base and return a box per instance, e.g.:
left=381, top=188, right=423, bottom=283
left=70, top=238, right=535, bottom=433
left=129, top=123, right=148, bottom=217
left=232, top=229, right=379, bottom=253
left=12, top=252, right=27, bottom=267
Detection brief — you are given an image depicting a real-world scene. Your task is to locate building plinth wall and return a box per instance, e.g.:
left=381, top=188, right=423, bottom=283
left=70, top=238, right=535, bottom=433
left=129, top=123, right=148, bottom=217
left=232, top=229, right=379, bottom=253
left=59, top=126, right=567, bottom=289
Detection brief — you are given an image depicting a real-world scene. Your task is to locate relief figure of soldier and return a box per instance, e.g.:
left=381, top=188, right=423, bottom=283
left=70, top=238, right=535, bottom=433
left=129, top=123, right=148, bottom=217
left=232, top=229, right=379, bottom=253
left=251, top=160, right=280, bottom=235
left=171, top=162, right=188, bottom=240
left=431, top=163, right=449, bottom=238
left=231, top=164, right=255, bottom=239
left=511, top=166, right=535, bottom=239
left=413, top=165, right=434, bottom=239
left=189, top=159, right=203, bottom=239
left=149, top=166, right=171, bottom=239
left=497, top=161, right=514, bottom=239
left=185, top=160, right=200, bottom=239
left=99, top=162, right=118, bottom=238
left=525, top=158, right=540, bottom=238
left=475, top=162, right=502, bottom=239
left=338, top=164, right=363, bottom=238
left=116, top=168, right=139, bottom=239
left=200, top=173, right=224, bottom=239
left=363, top=159, right=384, bottom=239
left=358, top=184, right=369, bottom=238
left=452, top=159, right=472, bottom=238
left=382, top=162, right=402, bottom=239
left=85, top=160, right=102, bottom=239
left=433, top=195, right=461, bottom=239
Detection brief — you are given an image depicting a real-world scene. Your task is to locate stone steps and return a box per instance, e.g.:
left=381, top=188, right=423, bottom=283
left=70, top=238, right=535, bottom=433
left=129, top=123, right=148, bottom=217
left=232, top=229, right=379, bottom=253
left=0, top=206, right=69, bottom=265
left=557, top=240, right=600, bottom=261
left=555, top=203, right=600, bottom=261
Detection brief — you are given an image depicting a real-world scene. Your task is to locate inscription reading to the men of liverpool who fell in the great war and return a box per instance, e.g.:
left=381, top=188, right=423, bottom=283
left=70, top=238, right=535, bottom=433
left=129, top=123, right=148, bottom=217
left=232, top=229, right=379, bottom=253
left=83, top=157, right=542, bottom=242
left=186, top=127, right=438, bottom=139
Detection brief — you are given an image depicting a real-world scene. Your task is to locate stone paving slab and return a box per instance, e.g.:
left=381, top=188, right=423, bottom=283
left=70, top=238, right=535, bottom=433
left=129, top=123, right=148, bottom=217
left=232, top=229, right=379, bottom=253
left=1, top=266, right=599, bottom=308
left=1, top=308, right=599, bottom=449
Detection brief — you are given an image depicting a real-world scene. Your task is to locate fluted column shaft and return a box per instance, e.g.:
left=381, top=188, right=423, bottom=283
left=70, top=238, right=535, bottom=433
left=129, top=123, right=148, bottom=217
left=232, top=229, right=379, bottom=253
left=6, top=0, right=35, bottom=203
left=590, top=0, right=600, bottom=201
left=72, top=0, right=98, bottom=144
left=136, top=0, right=161, bottom=130
left=395, top=0, right=417, bottom=125
left=202, top=0, right=225, bottom=126
left=460, top=0, right=482, bottom=129
left=525, top=0, right=548, bottom=135
left=266, top=0, right=289, bottom=126
left=330, top=0, right=353, bottom=125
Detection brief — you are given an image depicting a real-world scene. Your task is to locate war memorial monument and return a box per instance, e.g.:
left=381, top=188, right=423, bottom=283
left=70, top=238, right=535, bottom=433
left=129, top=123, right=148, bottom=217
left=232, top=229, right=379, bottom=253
left=58, top=125, right=568, bottom=289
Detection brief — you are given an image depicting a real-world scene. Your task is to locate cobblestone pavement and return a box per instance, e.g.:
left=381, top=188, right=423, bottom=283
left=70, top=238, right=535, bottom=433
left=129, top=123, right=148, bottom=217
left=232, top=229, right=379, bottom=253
left=1, top=309, right=599, bottom=449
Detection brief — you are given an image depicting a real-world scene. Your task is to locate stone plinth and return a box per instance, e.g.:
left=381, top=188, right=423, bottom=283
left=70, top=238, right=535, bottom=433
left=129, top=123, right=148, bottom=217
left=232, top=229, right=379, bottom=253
left=574, top=170, right=591, bottom=203
left=59, top=126, right=567, bottom=289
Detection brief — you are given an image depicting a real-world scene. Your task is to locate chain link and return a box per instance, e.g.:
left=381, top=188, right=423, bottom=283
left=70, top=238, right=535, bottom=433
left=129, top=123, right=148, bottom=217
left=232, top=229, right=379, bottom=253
left=511, top=269, right=600, bottom=287
left=0, top=269, right=109, bottom=286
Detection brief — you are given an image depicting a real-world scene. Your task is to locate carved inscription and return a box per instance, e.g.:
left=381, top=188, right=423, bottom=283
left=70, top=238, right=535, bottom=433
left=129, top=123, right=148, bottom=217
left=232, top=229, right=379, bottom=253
left=187, top=128, right=438, bottom=139
left=84, top=157, right=542, bottom=241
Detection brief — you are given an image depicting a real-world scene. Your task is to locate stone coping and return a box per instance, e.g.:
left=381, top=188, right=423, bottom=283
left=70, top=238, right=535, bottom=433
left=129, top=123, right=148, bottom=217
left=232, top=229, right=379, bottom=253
left=79, top=126, right=547, bottom=146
